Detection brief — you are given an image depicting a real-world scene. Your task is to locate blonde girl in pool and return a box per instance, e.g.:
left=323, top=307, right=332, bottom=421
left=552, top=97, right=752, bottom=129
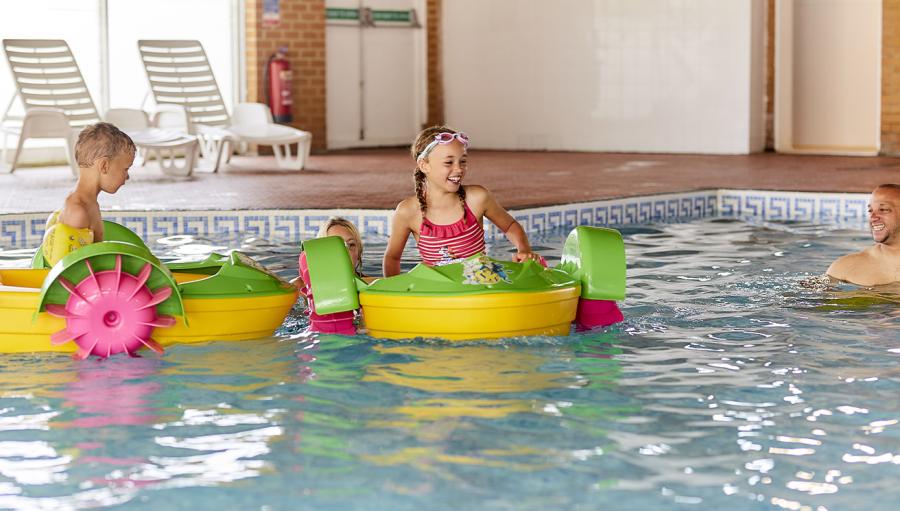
left=383, top=126, right=538, bottom=277
left=294, top=217, right=368, bottom=335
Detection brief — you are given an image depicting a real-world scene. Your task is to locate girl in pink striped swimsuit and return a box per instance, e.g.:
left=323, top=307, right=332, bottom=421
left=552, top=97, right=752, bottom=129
left=383, top=125, right=539, bottom=277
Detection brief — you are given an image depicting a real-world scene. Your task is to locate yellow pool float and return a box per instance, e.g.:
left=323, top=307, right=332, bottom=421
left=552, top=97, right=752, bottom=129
left=302, top=226, right=626, bottom=340
left=0, top=221, right=297, bottom=358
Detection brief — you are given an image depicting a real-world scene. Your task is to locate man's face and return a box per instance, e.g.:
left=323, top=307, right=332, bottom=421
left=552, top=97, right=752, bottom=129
left=868, top=188, right=900, bottom=244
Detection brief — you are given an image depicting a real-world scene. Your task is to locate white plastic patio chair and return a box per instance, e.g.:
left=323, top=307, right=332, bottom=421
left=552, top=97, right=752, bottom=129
left=105, top=106, right=198, bottom=177
left=1, top=39, right=199, bottom=177
left=137, top=39, right=312, bottom=172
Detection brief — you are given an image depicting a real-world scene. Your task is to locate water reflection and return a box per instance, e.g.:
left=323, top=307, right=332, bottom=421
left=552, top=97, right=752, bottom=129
left=0, top=220, right=898, bottom=509
left=61, top=357, right=162, bottom=428
left=0, top=339, right=301, bottom=507
left=352, top=338, right=629, bottom=489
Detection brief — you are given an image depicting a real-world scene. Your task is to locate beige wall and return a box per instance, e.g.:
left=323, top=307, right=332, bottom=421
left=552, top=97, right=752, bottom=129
left=425, top=0, right=444, bottom=127
left=768, top=0, right=900, bottom=155
left=774, top=0, right=881, bottom=155
left=441, top=0, right=766, bottom=154
left=240, top=1, right=900, bottom=155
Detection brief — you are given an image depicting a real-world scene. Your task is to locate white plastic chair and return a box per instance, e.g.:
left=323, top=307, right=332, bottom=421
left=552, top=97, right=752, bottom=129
left=1, top=107, right=77, bottom=175
left=105, top=107, right=198, bottom=177
left=1, top=39, right=198, bottom=176
left=137, top=39, right=312, bottom=172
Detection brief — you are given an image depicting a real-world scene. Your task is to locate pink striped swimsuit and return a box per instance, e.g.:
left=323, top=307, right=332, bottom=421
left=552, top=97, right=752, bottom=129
left=417, top=204, right=486, bottom=266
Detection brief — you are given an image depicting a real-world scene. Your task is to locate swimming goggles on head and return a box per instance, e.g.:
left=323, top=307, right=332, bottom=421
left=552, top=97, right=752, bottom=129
left=416, top=132, right=469, bottom=161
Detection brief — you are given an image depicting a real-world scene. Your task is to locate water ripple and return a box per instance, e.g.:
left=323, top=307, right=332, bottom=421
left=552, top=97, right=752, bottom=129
left=0, top=220, right=898, bottom=510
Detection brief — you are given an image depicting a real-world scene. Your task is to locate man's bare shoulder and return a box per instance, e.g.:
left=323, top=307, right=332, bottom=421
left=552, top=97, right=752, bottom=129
left=827, top=250, right=870, bottom=274
left=826, top=247, right=891, bottom=286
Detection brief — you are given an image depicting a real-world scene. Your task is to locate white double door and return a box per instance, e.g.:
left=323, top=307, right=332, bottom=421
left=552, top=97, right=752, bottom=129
left=326, top=0, right=426, bottom=149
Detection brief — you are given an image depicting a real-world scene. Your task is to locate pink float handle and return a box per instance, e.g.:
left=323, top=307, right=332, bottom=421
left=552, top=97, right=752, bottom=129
left=575, top=298, right=624, bottom=331
left=298, top=252, right=356, bottom=335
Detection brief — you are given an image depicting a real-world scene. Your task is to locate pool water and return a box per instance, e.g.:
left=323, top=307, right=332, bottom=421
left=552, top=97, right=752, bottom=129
left=0, top=219, right=898, bottom=510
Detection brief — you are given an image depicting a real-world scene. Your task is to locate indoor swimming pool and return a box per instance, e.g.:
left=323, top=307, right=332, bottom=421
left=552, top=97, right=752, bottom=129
left=0, top=218, right=897, bottom=510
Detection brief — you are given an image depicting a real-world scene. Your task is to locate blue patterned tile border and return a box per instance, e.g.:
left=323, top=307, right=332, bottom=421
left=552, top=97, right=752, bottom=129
left=0, top=190, right=871, bottom=249
left=486, top=191, right=718, bottom=240
left=0, top=209, right=391, bottom=249
left=717, top=189, right=869, bottom=228
left=0, top=212, right=48, bottom=249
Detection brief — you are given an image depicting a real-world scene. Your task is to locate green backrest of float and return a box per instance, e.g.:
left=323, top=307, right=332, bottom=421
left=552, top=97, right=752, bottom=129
left=30, top=248, right=47, bottom=269
left=31, top=220, right=148, bottom=269
left=303, top=236, right=360, bottom=314
left=558, top=226, right=626, bottom=300
left=102, top=220, right=148, bottom=249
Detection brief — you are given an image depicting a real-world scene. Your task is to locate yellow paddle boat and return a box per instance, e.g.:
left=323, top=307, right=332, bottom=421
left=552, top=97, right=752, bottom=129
left=0, top=221, right=297, bottom=358
left=301, top=225, right=625, bottom=340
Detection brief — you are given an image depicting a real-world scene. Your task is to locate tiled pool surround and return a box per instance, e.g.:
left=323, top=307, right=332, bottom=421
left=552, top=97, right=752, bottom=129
left=0, top=190, right=870, bottom=249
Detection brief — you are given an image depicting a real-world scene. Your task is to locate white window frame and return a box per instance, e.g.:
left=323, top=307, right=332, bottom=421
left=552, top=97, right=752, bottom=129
left=1, top=0, right=245, bottom=160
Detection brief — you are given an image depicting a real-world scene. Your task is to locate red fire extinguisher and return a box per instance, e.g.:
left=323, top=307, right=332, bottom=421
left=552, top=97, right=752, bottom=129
left=266, top=47, right=293, bottom=124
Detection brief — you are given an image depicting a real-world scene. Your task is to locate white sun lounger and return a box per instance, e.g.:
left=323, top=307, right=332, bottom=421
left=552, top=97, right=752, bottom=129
left=1, top=39, right=199, bottom=177
left=137, top=39, right=312, bottom=172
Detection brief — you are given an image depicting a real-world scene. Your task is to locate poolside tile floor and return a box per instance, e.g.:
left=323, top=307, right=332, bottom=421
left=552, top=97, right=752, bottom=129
left=2, top=148, right=900, bottom=214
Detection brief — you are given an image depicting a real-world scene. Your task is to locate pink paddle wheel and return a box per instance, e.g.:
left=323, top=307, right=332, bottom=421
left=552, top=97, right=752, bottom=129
left=46, top=255, right=176, bottom=359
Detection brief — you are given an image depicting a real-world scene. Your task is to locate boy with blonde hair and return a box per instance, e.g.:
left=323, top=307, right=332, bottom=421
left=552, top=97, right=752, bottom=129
left=42, top=122, right=135, bottom=265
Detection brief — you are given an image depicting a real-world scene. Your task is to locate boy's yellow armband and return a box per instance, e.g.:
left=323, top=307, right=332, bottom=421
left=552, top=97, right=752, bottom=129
left=42, top=222, right=93, bottom=266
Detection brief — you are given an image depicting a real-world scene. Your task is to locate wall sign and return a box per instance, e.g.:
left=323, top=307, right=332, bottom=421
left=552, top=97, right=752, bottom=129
left=263, top=0, right=280, bottom=27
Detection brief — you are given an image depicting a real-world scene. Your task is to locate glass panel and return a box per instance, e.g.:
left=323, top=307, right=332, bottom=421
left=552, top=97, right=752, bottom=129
left=107, top=0, right=235, bottom=112
left=0, top=0, right=101, bottom=152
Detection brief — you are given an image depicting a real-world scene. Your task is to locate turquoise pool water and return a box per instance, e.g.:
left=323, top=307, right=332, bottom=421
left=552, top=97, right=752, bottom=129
left=0, top=219, right=898, bottom=510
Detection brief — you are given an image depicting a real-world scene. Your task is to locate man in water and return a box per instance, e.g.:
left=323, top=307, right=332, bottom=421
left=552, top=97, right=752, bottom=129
left=827, top=184, right=900, bottom=286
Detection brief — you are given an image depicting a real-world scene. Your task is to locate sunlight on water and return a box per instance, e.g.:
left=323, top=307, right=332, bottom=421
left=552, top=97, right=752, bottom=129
left=0, top=219, right=898, bottom=510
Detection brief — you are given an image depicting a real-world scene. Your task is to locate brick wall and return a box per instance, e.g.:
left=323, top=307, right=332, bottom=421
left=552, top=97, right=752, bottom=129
left=883, top=0, right=900, bottom=154
left=245, top=0, right=327, bottom=151
left=244, top=0, right=440, bottom=149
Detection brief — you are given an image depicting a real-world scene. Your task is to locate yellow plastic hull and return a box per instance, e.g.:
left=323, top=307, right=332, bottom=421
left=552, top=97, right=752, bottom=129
left=359, top=285, right=581, bottom=340
left=0, top=268, right=296, bottom=354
